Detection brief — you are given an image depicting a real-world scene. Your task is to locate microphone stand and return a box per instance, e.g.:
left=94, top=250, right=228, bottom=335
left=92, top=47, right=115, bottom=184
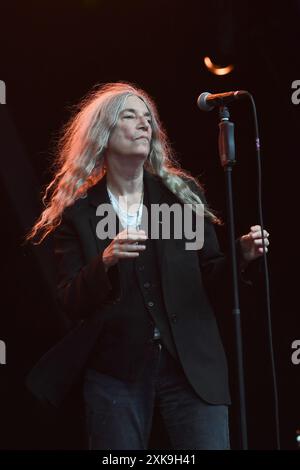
left=218, top=105, right=248, bottom=449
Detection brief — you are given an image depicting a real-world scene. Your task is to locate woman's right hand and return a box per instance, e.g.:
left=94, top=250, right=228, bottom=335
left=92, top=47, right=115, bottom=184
left=102, top=228, right=148, bottom=271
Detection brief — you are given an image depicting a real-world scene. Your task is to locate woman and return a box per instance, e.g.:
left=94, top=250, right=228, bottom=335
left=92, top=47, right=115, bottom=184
left=27, top=82, right=269, bottom=450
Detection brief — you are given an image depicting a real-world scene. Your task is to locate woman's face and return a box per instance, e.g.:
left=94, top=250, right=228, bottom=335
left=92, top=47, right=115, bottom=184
left=107, top=95, right=153, bottom=162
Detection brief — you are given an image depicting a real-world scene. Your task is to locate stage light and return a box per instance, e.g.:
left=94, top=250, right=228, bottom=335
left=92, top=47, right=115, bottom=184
left=204, top=56, right=234, bottom=76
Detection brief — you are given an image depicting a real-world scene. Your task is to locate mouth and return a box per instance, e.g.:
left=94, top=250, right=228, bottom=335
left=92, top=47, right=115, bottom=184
left=135, top=136, right=149, bottom=142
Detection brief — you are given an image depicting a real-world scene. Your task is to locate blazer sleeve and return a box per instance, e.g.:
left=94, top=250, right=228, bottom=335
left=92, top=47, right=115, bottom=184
left=188, top=181, right=252, bottom=292
left=53, top=210, right=120, bottom=322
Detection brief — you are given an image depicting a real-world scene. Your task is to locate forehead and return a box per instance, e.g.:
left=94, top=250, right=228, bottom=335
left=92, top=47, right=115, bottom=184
left=121, top=94, right=150, bottom=113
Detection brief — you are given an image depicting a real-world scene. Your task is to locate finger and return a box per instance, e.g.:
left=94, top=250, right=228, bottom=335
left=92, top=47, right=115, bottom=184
left=118, top=233, right=147, bottom=243
left=254, top=239, right=270, bottom=246
left=250, top=225, right=270, bottom=235
left=118, top=252, right=140, bottom=258
left=250, top=230, right=269, bottom=239
left=119, top=243, right=146, bottom=252
left=258, top=247, right=268, bottom=253
left=121, top=228, right=146, bottom=236
left=250, top=225, right=261, bottom=231
left=126, top=234, right=148, bottom=243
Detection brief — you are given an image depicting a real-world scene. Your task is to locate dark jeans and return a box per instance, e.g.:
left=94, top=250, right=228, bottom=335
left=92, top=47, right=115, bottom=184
left=83, top=340, right=230, bottom=450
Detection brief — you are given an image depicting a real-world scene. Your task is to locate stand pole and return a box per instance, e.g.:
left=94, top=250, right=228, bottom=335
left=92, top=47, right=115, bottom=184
left=218, top=105, right=248, bottom=450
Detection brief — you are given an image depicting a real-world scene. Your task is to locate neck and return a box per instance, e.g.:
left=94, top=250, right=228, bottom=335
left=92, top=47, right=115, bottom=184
left=106, top=162, right=144, bottom=197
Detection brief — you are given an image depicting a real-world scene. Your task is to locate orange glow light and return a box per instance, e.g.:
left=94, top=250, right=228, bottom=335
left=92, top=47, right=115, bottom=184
left=204, top=56, right=234, bottom=76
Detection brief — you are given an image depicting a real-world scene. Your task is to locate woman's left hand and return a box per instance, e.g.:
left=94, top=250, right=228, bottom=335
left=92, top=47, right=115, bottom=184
left=239, top=225, right=270, bottom=264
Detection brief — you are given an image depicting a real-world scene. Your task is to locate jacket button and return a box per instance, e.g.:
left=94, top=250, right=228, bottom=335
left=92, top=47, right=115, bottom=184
left=171, top=314, right=177, bottom=323
left=148, top=301, right=154, bottom=307
left=144, top=281, right=151, bottom=288
left=138, top=265, right=145, bottom=271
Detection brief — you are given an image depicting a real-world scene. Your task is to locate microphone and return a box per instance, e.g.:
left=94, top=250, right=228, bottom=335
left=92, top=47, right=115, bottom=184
left=197, top=90, right=248, bottom=112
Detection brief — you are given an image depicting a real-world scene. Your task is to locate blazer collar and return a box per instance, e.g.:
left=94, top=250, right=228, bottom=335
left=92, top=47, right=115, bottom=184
left=87, top=169, right=166, bottom=209
left=87, top=169, right=171, bottom=270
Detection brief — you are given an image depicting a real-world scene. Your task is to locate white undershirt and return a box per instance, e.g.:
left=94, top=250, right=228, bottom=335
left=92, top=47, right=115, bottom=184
left=107, top=186, right=143, bottom=230
left=106, top=186, right=161, bottom=340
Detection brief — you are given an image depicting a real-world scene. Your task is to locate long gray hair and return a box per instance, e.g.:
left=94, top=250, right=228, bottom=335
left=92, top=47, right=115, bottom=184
left=27, top=82, right=221, bottom=243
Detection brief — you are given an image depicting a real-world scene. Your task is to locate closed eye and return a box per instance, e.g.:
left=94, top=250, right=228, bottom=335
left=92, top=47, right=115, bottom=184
left=121, top=110, right=152, bottom=124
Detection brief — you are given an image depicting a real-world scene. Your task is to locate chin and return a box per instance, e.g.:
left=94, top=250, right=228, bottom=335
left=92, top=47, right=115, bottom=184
left=130, top=150, right=149, bottom=159
left=135, top=154, right=149, bottom=162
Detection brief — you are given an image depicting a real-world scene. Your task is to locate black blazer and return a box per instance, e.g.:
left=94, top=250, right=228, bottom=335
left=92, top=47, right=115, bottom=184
left=27, top=170, right=246, bottom=407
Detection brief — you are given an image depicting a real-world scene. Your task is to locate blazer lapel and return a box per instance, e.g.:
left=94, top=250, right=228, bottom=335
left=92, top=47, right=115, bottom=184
left=86, top=169, right=174, bottom=273
left=143, top=170, right=172, bottom=272
left=87, top=174, right=112, bottom=256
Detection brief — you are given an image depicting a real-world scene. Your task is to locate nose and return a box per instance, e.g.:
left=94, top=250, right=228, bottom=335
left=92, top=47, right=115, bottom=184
left=138, top=115, right=151, bottom=131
